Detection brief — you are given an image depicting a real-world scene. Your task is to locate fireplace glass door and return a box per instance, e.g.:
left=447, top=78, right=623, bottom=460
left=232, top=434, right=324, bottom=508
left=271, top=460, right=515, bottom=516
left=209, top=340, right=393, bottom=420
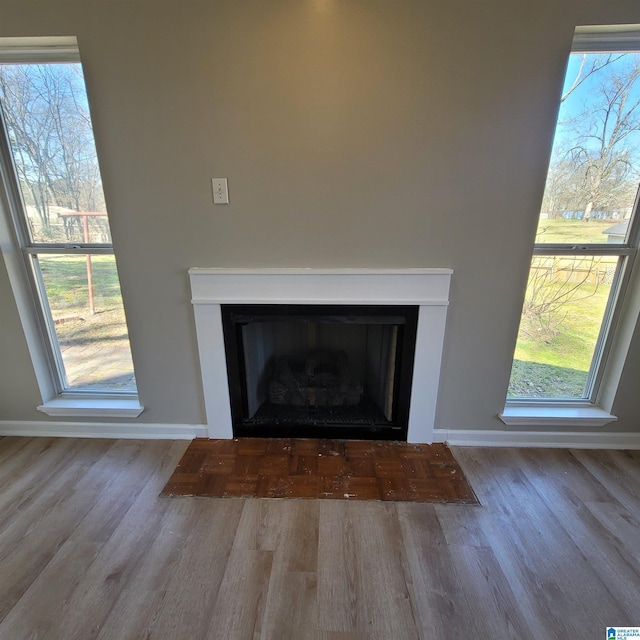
left=221, top=305, right=418, bottom=439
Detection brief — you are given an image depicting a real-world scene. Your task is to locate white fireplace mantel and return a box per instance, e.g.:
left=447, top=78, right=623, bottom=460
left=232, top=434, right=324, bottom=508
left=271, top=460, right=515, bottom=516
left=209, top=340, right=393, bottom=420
left=189, top=268, right=452, bottom=443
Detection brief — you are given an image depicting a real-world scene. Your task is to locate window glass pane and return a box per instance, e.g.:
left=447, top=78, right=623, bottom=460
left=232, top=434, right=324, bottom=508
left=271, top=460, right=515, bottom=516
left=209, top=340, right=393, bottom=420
left=536, top=52, right=640, bottom=244
left=508, top=255, right=618, bottom=399
left=0, top=54, right=137, bottom=396
left=0, top=63, right=111, bottom=244
left=37, top=254, right=135, bottom=392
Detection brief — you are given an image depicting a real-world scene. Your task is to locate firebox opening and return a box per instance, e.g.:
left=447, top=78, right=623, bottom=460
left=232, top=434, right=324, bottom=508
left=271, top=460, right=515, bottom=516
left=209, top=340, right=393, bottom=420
left=221, top=305, right=418, bottom=440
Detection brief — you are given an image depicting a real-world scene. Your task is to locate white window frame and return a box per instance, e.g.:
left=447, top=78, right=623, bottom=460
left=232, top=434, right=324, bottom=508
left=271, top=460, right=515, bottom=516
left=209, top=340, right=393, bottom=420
left=501, top=24, right=640, bottom=428
left=0, top=37, right=142, bottom=418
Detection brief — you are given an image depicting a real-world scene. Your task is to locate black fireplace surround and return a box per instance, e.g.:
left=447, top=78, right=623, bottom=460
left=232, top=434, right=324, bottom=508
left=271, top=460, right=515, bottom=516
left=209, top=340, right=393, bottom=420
left=221, top=304, right=418, bottom=440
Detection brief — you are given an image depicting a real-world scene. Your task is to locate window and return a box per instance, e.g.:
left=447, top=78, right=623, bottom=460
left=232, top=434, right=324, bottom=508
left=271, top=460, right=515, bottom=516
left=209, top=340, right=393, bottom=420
left=506, top=26, right=640, bottom=417
left=0, top=37, right=141, bottom=416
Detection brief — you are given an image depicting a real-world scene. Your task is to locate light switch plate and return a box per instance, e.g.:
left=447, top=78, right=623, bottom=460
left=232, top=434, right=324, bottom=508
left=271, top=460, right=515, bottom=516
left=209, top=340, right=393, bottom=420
left=212, top=178, right=229, bottom=204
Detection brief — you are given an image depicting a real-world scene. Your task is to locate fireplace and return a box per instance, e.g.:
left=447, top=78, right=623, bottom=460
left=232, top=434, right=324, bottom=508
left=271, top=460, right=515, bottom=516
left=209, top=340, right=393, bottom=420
left=189, top=268, right=452, bottom=443
left=221, top=304, right=418, bottom=439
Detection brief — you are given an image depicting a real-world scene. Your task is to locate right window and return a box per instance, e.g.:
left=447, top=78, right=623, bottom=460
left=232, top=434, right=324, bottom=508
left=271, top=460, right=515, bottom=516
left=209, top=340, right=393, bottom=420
left=508, top=27, right=640, bottom=401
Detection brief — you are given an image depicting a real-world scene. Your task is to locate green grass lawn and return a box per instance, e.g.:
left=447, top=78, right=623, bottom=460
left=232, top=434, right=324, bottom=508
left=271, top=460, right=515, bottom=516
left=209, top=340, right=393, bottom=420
left=39, top=254, right=123, bottom=310
left=535, top=218, right=618, bottom=243
left=38, top=254, right=131, bottom=346
left=509, top=216, right=620, bottom=398
left=509, top=280, right=610, bottom=398
left=509, top=360, right=588, bottom=398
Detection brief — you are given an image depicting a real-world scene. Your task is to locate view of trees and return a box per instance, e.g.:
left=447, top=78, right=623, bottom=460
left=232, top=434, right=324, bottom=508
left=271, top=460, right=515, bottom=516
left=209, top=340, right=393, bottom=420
left=540, top=54, right=640, bottom=224
left=0, top=60, right=132, bottom=391
left=523, top=54, right=640, bottom=342
left=0, top=63, right=109, bottom=241
left=520, top=255, right=611, bottom=340
left=511, top=51, right=640, bottom=399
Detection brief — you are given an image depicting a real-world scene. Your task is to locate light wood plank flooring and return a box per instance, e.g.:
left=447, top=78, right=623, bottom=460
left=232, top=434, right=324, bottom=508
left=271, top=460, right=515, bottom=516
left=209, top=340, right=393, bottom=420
left=0, top=436, right=638, bottom=639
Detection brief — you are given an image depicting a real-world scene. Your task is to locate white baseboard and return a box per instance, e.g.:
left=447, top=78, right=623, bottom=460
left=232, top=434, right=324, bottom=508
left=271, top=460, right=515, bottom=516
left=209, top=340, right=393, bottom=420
left=434, top=428, right=640, bottom=449
left=3, top=421, right=639, bottom=449
left=0, top=420, right=208, bottom=440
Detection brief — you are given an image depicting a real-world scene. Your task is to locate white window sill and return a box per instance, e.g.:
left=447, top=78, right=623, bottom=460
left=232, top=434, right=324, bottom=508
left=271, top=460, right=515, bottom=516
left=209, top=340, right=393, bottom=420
left=37, top=396, right=144, bottom=418
left=499, top=403, right=617, bottom=428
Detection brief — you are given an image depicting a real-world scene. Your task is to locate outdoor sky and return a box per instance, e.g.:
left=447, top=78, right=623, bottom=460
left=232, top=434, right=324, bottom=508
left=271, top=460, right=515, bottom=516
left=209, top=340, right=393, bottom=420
left=555, top=52, right=640, bottom=153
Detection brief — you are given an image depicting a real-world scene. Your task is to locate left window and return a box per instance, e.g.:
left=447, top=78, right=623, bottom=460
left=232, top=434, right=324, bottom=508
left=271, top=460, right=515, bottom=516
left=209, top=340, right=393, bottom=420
left=0, top=37, right=141, bottom=415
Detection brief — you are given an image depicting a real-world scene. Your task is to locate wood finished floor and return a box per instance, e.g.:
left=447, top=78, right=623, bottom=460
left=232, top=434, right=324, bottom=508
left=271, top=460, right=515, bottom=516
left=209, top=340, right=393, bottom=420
left=0, top=437, right=639, bottom=639
left=162, top=438, right=478, bottom=503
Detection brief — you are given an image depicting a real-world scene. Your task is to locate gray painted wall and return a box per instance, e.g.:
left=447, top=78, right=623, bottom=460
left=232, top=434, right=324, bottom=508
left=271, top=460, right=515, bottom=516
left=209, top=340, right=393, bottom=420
left=1, top=0, right=640, bottom=432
